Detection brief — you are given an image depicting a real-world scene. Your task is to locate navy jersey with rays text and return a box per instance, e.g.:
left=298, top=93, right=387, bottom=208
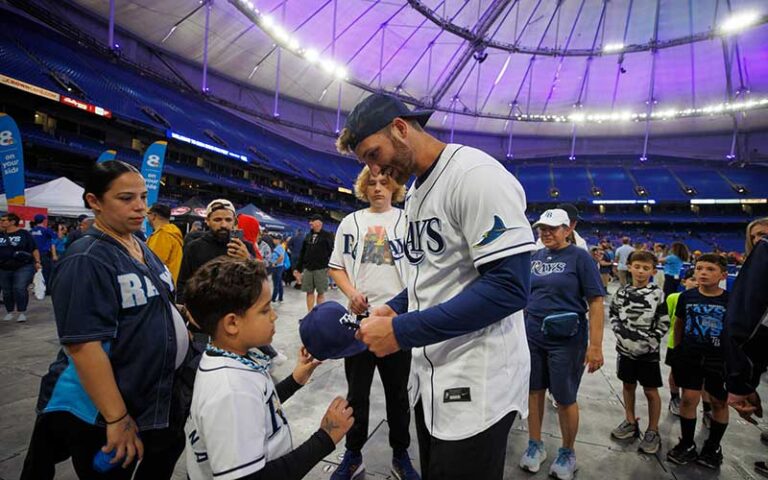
left=36, top=227, right=183, bottom=430
left=675, top=288, right=729, bottom=354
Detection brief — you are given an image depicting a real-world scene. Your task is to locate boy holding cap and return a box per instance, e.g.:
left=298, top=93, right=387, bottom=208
left=183, top=257, right=354, bottom=479
left=336, top=93, right=535, bottom=480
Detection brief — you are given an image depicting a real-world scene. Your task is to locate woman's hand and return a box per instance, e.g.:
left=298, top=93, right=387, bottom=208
left=104, top=414, right=144, bottom=468
left=292, top=346, right=322, bottom=385
left=585, top=344, right=604, bottom=373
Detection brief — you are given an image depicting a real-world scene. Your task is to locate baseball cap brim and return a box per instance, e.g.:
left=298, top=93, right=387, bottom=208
left=532, top=218, right=570, bottom=228
left=399, top=110, right=434, bottom=128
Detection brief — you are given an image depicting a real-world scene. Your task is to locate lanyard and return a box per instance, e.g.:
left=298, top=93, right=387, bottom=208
left=205, top=344, right=271, bottom=373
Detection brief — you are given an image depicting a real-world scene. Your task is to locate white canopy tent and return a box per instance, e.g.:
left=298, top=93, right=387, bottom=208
left=0, top=177, right=91, bottom=218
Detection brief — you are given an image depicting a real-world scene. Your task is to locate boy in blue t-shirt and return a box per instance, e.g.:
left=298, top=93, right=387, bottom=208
left=667, top=254, right=729, bottom=469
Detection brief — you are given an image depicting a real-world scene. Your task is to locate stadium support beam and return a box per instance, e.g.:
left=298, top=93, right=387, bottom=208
left=568, top=0, right=608, bottom=161
left=367, top=2, right=438, bottom=89
left=540, top=0, right=587, bottom=115
left=429, top=0, right=513, bottom=108
left=108, top=0, right=115, bottom=50
left=640, top=0, right=662, bottom=162
left=508, top=1, right=564, bottom=111
left=202, top=0, right=212, bottom=94
left=610, top=0, right=634, bottom=110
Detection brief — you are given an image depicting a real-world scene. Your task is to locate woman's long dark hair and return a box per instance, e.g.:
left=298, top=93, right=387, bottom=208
left=83, top=161, right=140, bottom=209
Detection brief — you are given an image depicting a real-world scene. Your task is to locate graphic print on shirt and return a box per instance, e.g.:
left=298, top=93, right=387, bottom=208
left=361, top=226, right=395, bottom=266
left=685, top=303, right=726, bottom=348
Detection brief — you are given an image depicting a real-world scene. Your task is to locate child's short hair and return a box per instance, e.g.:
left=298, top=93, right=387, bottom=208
left=696, top=253, right=728, bottom=272
left=682, top=268, right=695, bottom=281
left=628, top=250, right=657, bottom=266
left=184, top=257, right=269, bottom=337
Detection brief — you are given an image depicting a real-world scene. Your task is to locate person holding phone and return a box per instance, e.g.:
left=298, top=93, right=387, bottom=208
left=176, top=199, right=254, bottom=302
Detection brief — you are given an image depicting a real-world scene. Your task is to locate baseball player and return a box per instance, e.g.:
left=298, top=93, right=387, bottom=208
left=336, top=94, right=535, bottom=480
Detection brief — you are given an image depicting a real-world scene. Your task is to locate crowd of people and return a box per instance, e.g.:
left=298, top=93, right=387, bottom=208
left=8, top=93, right=768, bottom=480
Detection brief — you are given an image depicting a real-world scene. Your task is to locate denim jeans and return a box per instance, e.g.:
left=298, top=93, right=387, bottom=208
left=0, top=264, right=36, bottom=312
left=271, top=266, right=284, bottom=301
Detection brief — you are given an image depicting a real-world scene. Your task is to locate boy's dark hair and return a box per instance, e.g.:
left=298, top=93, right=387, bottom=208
left=184, top=257, right=269, bottom=337
left=149, top=203, right=171, bottom=219
left=696, top=253, right=728, bottom=272
left=628, top=250, right=657, bottom=266
left=682, top=268, right=695, bottom=280
left=2, top=213, right=21, bottom=226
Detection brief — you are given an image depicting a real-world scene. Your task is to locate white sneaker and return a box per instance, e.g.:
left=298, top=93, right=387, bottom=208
left=273, top=350, right=288, bottom=366
left=519, top=440, right=547, bottom=473
left=3, top=313, right=15, bottom=321
left=16, top=313, right=27, bottom=323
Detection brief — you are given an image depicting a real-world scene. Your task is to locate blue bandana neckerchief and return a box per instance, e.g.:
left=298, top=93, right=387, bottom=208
left=206, top=343, right=271, bottom=373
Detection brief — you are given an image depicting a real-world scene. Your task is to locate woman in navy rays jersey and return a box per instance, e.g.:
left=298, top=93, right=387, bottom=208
left=22, top=161, right=192, bottom=480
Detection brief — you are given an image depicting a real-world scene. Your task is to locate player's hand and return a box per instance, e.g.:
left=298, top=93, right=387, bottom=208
left=356, top=315, right=400, bottom=357
left=226, top=238, right=250, bottom=259
left=585, top=344, right=603, bottom=373
left=292, top=346, right=322, bottom=385
left=104, top=414, right=144, bottom=468
left=728, top=392, right=763, bottom=424
left=320, top=397, right=354, bottom=444
left=348, top=291, right=369, bottom=316
left=370, top=304, right=397, bottom=318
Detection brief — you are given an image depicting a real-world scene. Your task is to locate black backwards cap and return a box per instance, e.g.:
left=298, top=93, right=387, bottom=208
left=344, top=94, right=434, bottom=151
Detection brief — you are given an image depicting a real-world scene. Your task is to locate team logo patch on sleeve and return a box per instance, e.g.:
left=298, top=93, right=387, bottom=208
left=474, top=215, right=519, bottom=247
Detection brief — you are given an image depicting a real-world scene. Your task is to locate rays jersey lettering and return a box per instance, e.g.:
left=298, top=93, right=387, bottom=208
left=404, top=217, right=445, bottom=265
left=117, top=268, right=174, bottom=309
left=531, top=260, right=567, bottom=276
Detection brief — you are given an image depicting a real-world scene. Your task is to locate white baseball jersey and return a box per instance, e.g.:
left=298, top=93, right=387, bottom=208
left=329, top=207, right=407, bottom=307
left=403, top=143, right=536, bottom=440
left=185, top=353, right=293, bottom=480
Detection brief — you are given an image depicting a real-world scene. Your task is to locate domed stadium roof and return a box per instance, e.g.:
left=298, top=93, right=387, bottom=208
left=73, top=0, right=767, bottom=139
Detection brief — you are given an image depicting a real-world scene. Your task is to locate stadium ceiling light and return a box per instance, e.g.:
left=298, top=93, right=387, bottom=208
left=602, top=43, right=624, bottom=53
left=235, top=0, right=349, bottom=81
left=720, top=10, right=761, bottom=34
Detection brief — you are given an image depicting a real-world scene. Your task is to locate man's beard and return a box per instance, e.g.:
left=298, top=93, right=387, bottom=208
left=212, top=228, right=230, bottom=243
left=389, top=141, right=414, bottom=185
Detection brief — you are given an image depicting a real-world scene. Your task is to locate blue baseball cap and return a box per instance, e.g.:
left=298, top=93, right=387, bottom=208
left=343, top=94, right=433, bottom=151
left=299, top=302, right=367, bottom=361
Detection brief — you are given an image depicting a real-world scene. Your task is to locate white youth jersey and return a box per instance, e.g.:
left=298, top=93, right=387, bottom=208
left=403, top=144, right=536, bottom=440
left=185, top=353, right=293, bottom=480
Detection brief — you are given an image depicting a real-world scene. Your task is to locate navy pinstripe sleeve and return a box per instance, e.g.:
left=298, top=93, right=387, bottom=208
left=391, top=252, right=531, bottom=349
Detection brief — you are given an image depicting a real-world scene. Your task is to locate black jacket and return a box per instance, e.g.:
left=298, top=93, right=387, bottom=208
left=176, top=231, right=255, bottom=302
left=724, top=238, right=768, bottom=395
left=295, top=229, right=334, bottom=272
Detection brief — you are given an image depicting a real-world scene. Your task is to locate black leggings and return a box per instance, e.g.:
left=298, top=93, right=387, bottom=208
left=21, top=411, right=185, bottom=480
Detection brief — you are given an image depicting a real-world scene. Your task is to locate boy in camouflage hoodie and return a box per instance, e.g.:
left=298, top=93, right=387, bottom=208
left=609, top=251, right=669, bottom=454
